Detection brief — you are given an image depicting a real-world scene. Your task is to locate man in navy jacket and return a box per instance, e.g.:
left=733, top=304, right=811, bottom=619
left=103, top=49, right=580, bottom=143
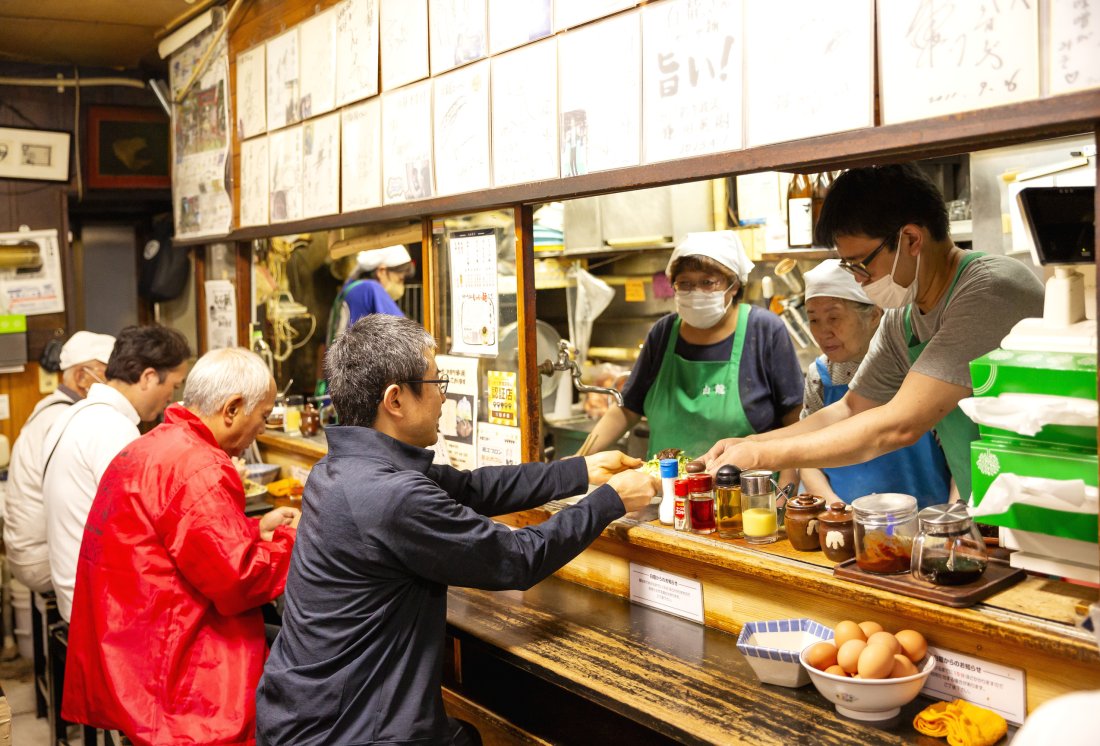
left=257, top=314, right=656, bottom=745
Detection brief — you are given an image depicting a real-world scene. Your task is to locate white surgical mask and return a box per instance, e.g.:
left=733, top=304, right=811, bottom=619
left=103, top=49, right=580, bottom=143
left=862, top=237, right=919, bottom=309
left=676, top=290, right=732, bottom=329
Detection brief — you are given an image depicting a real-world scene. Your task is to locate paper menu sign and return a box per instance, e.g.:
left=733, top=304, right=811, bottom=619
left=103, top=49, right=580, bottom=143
left=436, top=354, right=479, bottom=470
left=448, top=228, right=500, bottom=357
left=477, top=423, right=522, bottom=467
left=487, top=370, right=517, bottom=426
left=922, top=646, right=1027, bottom=725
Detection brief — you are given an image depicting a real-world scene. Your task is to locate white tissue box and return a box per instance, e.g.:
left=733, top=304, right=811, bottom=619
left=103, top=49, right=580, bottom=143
left=1001, top=528, right=1098, bottom=567
left=1009, top=551, right=1099, bottom=585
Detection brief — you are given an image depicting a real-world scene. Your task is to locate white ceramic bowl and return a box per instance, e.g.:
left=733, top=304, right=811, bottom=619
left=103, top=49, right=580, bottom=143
left=736, top=618, right=832, bottom=688
left=799, top=645, right=937, bottom=721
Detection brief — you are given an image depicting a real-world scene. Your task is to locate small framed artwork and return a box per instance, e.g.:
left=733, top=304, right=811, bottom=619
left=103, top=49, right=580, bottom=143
left=86, top=106, right=171, bottom=189
left=0, top=127, right=72, bottom=182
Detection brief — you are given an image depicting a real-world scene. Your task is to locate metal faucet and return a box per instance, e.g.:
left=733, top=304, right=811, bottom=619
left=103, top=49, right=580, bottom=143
left=538, top=340, right=624, bottom=408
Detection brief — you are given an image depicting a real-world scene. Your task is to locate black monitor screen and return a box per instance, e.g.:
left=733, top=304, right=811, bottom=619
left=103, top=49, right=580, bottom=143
left=1016, top=186, right=1095, bottom=265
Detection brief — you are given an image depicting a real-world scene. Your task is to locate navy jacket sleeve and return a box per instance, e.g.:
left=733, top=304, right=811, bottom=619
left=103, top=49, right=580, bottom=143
left=428, top=456, right=589, bottom=516
left=377, top=468, right=624, bottom=591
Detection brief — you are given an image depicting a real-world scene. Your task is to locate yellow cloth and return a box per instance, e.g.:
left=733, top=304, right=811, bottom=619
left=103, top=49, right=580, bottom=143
left=913, top=699, right=1008, bottom=746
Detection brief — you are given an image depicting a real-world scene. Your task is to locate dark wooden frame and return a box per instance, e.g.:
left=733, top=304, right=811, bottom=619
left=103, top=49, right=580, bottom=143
left=86, top=106, right=171, bottom=190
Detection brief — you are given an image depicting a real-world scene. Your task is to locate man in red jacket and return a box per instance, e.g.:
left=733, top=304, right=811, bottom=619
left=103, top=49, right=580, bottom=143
left=62, top=347, right=299, bottom=746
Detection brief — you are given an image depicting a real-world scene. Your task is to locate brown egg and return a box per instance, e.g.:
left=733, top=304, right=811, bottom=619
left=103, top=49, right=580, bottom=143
left=858, top=620, right=884, bottom=638
left=890, top=654, right=919, bottom=678
left=837, top=639, right=867, bottom=674
left=824, top=664, right=848, bottom=678
left=857, top=643, right=895, bottom=679
left=834, top=620, right=866, bottom=647
left=866, top=630, right=901, bottom=655
left=895, top=630, right=928, bottom=663
left=803, top=641, right=839, bottom=671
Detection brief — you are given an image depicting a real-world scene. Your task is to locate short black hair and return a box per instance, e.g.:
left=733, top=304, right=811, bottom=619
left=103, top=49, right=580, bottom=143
left=814, top=163, right=950, bottom=247
left=105, top=325, right=192, bottom=384
left=325, top=314, right=436, bottom=428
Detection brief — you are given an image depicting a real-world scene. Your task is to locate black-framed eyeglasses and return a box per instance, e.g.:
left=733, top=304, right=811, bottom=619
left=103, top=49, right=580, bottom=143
left=672, top=278, right=730, bottom=293
left=400, top=372, right=449, bottom=395
left=837, top=233, right=897, bottom=281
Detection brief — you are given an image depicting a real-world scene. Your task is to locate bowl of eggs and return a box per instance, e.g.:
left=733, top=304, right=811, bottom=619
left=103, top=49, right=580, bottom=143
left=800, top=620, right=935, bottom=721
left=736, top=618, right=833, bottom=687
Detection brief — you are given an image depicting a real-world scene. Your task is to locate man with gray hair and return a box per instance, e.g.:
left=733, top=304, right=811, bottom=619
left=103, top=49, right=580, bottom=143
left=257, top=314, right=657, bottom=745
left=61, top=347, right=299, bottom=746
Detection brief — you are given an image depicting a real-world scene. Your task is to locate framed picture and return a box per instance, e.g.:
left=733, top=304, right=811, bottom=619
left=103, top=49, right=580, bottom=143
left=0, top=127, right=72, bottom=182
left=86, top=106, right=171, bottom=189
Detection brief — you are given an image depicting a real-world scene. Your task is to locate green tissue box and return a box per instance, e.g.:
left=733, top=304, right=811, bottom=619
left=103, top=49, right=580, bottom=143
left=971, top=438, right=1097, bottom=544
left=969, top=348, right=1097, bottom=449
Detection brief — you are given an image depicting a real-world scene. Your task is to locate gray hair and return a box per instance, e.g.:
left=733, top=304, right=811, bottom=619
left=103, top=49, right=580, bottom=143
left=183, top=347, right=273, bottom=415
left=326, top=314, right=435, bottom=427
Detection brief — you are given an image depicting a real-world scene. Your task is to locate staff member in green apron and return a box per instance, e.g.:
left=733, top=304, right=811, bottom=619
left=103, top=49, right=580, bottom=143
left=704, top=164, right=1044, bottom=503
left=582, top=230, right=804, bottom=481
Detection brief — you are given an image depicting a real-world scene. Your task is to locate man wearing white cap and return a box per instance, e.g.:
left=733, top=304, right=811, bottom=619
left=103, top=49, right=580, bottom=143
left=5, top=331, right=115, bottom=591
left=799, top=260, right=950, bottom=508
left=584, top=230, right=804, bottom=473
left=324, top=244, right=415, bottom=347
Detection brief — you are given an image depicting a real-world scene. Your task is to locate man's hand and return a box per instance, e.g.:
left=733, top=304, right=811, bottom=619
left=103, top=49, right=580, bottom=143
left=704, top=438, right=762, bottom=474
left=607, top=469, right=658, bottom=513
left=259, top=507, right=301, bottom=541
left=583, top=450, right=643, bottom=485
left=700, top=437, right=746, bottom=467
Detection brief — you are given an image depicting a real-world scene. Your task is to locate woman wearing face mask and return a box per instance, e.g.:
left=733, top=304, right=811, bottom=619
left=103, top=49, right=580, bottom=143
left=325, top=243, right=416, bottom=347
left=582, top=230, right=804, bottom=464
left=799, top=259, right=950, bottom=509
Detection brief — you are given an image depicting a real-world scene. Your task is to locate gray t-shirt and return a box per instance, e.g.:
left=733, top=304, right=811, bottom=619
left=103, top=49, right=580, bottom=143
left=850, top=253, right=1044, bottom=403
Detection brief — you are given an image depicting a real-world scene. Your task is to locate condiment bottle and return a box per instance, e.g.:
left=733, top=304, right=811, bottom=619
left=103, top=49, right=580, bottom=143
left=817, top=501, right=855, bottom=563
left=673, top=478, right=690, bottom=532
left=267, top=394, right=286, bottom=431
left=684, top=460, right=705, bottom=475
left=787, top=172, right=814, bottom=248
left=911, top=503, right=989, bottom=586
left=784, top=493, right=826, bottom=551
left=658, top=458, right=680, bottom=526
left=739, top=470, right=779, bottom=544
left=852, top=493, right=919, bottom=574
left=688, top=473, right=716, bottom=535
left=714, top=465, right=742, bottom=539
left=300, top=400, right=320, bottom=437
left=284, top=394, right=304, bottom=436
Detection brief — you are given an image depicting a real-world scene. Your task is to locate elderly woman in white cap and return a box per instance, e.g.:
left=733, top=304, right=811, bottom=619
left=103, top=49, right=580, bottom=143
left=583, top=230, right=804, bottom=467
left=325, top=243, right=416, bottom=347
left=799, top=259, right=950, bottom=508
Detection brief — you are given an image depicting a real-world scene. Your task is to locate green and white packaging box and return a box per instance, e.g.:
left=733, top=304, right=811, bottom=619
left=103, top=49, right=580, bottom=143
left=971, top=438, right=1097, bottom=544
left=969, top=348, right=1097, bottom=450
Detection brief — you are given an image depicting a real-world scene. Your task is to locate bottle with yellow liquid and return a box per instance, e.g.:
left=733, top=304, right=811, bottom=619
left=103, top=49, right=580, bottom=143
left=739, top=470, right=779, bottom=544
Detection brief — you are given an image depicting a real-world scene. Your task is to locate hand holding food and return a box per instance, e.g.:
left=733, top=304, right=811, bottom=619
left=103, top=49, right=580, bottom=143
left=804, top=620, right=928, bottom=680
left=583, top=450, right=644, bottom=485
left=607, top=469, right=658, bottom=513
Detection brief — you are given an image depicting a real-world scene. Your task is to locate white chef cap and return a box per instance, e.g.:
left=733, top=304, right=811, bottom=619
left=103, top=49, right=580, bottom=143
left=356, top=244, right=412, bottom=272
left=666, top=230, right=754, bottom=283
left=59, top=331, right=116, bottom=370
left=804, top=259, right=873, bottom=304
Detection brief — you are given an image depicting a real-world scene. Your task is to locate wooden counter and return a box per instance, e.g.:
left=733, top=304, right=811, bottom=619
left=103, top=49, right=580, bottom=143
left=256, top=428, right=1100, bottom=713
left=446, top=576, right=961, bottom=745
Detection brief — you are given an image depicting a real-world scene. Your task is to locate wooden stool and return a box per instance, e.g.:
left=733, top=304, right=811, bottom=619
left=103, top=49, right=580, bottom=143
left=31, top=591, right=59, bottom=720
left=45, top=622, right=100, bottom=746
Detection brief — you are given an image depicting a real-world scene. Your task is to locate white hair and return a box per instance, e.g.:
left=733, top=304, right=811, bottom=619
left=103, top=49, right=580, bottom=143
left=182, top=347, right=273, bottom=416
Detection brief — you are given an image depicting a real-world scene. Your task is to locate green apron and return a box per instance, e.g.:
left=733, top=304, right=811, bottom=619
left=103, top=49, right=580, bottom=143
left=644, top=304, right=755, bottom=460
left=903, top=252, right=985, bottom=503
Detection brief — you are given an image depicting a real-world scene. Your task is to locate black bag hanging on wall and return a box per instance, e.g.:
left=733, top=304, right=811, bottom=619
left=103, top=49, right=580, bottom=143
left=139, top=213, right=189, bottom=302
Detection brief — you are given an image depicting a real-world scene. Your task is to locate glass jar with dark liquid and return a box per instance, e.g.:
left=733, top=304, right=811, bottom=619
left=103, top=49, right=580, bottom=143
left=911, top=503, right=989, bottom=586
left=687, top=473, right=716, bottom=535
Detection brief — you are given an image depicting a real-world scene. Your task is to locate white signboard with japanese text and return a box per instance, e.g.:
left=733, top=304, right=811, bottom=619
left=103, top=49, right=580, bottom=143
left=266, top=27, right=301, bottom=130
left=436, top=354, right=480, bottom=470
left=301, top=113, right=340, bottom=219
left=433, top=60, right=491, bottom=196
left=1048, top=0, right=1100, bottom=96
left=204, top=280, right=238, bottom=350
left=268, top=125, right=303, bottom=222
left=923, top=646, right=1027, bottom=725
left=236, top=44, right=266, bottom=139
left=382, top=81, right=435, bottom=204
left=341, top=98, right=383, bottom=212
left=879, top=0, right=1040, bottom=124
left=299, top=7, right=338, bottom=118
left=429, top=0, right=488, bottom=75
left=491, top=39, right=558, bottom=186
left=381, top=0, right=430, bottom=90
left=239, top=136, right=269, bottom=227
left=336, top=0, right=380, bottom=106
left=0, top=229, right=64, bottom=315
left=477, top=422, right=522, bottom=467
left=448, top=228, right=500, bottom=357
left=629, top=562, right=704, bottom=623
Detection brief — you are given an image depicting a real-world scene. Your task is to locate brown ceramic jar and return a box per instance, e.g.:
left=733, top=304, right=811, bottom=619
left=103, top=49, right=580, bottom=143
left=817, top=501, right=855, bottom=563
left=784, top=494, right=826, bottom=551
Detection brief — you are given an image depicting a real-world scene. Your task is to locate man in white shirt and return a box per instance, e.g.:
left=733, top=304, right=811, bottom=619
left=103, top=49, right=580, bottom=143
left=43, top=325, right=191, bottom=621
left=5, top=331, right=116, bottom=591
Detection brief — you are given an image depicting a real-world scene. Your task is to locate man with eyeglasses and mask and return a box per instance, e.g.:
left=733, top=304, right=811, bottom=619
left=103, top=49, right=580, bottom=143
left=5, top=331, right=115, bottom=592
left=705, top=164, right=1044, bottom=505
left=256, top=314, right=656, bottom=745
left=582, top=230, right=804, bottom=479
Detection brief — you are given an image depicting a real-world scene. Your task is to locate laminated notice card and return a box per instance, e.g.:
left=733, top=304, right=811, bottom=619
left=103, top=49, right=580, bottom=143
left=433, top=60, right=491, bottom=196
left=491, top=38, right=558, bottom=186
left=448, top=228, right=500, bottom=357
left=336, top=0, right=380, bottom=106
left=382, top=80, right=434, bottom=204
left=477, top=422, right=521, bottom=467
left=629, top=563, right=704, bottom=623
left=642, top=0, right=743, bottom=163
left=487, top=370, right=517, bottom=426
left=436, top=354, right=479, bottom=470
left=0, top=229, right=64, bottom=315
left=204, top=280, right=238, bottom=350
left=879, top=0, right=1039, bottom=124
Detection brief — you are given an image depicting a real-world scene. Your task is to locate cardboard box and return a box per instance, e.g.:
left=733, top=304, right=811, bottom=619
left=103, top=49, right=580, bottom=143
left=1009, top=551, right=1099, bottom=585
left=971, top=438, right=1097, bottom=544
left=1001, top=527, right=1098, bottom=567
left=969, top=348, right=1097, bottom=450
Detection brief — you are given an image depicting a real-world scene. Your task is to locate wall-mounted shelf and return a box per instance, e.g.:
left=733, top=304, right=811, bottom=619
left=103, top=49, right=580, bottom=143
left=760, top=248, right=836, bottom=261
